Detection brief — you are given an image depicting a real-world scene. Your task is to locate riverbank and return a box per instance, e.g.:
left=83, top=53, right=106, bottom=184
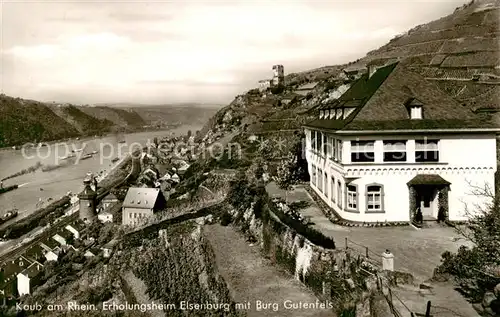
left=0, top=126, right=181, bottom=152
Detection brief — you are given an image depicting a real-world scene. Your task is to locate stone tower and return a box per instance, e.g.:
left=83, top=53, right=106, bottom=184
left=78, top=178, right=97, bottom=222
left=272, top=64, right=284, bottom=86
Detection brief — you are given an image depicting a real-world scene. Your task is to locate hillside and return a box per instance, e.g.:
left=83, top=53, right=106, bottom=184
left=201, top=0, right=499, bottom=143
left=48, top=104, right=114, bottom=135
left=0, top=94, right=220, bottom=147
left=78, top=106, right=147, bottom=131
left=128, top=105, right=220, bottom=128
left=0, top=94, right=80, bottom=147
left=360, top=0, right=500, bottom=113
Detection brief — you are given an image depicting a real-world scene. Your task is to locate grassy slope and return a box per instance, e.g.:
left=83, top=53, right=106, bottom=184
left=48, top=104, right=114, bottom=135
left=78, top=106, right=147, bottom=130
left=0, top=95, right=80, bottom=147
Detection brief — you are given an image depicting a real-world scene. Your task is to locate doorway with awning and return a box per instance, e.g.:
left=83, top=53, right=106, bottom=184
left=407, top=174, right=451, bottom=222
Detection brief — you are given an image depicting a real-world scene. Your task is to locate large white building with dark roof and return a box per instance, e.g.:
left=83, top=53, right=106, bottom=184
left=122, top=187, right=167, bottom=226
left=304, top=61, right=498, bottom=224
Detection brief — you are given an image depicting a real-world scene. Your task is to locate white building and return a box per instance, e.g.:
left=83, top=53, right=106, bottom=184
left=98, top=211, right=113, bottom=223
left=17, top=262, right=43, bottom=296
left=44, top=251, right=58, bottom=262
left=304, top=61, right=498, bottom=224
left=258, top=80, right=271, bottom=92
left=122, top=187, right=167, bottom=226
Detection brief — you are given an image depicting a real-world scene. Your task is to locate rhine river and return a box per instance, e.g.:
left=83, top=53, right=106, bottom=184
left=0, top=125, right=200, bottom=221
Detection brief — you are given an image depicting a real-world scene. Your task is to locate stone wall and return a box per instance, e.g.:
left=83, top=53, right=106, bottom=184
left=230, top=203, right=394, bottom=316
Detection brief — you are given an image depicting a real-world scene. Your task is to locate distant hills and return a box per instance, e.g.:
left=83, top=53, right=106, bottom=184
left=0, top=94, right=221, bottom=148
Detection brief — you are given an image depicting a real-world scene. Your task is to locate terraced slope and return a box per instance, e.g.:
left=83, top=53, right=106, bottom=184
left=361, top=0, right=500, bottom=113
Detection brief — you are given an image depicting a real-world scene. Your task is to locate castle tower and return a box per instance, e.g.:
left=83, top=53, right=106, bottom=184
left=78, top=178, right=97, bottom=222
left=272, top=64, right=284, bottom=86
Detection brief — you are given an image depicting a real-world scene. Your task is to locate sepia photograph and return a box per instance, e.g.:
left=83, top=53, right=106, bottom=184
left=0, top=0, right=499, bottom=316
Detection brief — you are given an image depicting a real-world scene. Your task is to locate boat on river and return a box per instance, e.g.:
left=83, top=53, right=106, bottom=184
left=60, top=154, right=76, bottom=160
left=80, top=154, right=93, bottom=160
left=0, top=185, right=18, bottom=195
left=0, top=209, right=18, bottom=225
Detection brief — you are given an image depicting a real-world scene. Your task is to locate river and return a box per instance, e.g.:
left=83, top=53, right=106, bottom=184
left=0, top=125, right=200, bottom=221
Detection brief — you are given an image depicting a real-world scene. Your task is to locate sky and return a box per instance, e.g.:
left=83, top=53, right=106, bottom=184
left=0, top=0, right=470, bottom=105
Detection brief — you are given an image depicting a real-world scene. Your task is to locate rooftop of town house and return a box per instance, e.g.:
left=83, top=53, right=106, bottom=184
left=122, top=187, right=163, bottom=209
left=66, top=219, right=86, bottom=234
left=295, top=82, right=319, bottom=90
left=102, top=192, right=118, bottom=202
left=41, top=236, right=61, bottom=251
left=19, top=262, right=44, bottom=279
left=0, top=256, right=32, bottom=286
left=304, top=61, right=498, bottom=132
left=23, top=244, right=45, bottom=262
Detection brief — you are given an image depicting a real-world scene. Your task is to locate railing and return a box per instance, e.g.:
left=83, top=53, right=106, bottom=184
left=344, top=237, right=415, bottom=317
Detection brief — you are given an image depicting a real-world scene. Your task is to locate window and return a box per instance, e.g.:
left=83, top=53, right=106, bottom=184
left=415, top=139, right=439, bottom=162
left=410, top=106, right=422, bottom=119
left=335, top=109, right=342, bottom=119
left=331, top=177, right=336, bottom=203
left=322, top=134, right=328, bottom=156
left=324, top=172, right=328, bottom=197
left=383, top=140, right=407, bottom=162
left=337, top=181, right=342, bottom=208
left=343, top=107, right=355, bottom=119
left=329, top=109, right=335, bottom=119
left=337, top=140, right=343, bottom=162
left=320, top=110, right=324, bottom=119
left=317, top=133, right=323, bottom=154
left=318, top=168, right=323, bottom=193
left=351, top=141, right=375, bottom=162
left=346, top=185, right=358, bottom=210
left=311, top=165, right=317, bottom=187
left=366, top=185, right=383, bottom=212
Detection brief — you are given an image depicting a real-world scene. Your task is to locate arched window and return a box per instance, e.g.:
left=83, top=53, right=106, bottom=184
left=331, top=176, right=336, bottom=203
left=337, top=180, right=342, bottom=208
left=366, top=184, right=384, bottom=213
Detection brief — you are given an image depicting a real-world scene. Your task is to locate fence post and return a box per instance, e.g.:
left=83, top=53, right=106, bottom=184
left=366, top=246, right=369, bottom=258
left=425, top=301, right=431, bottom=317
left=345, top=237, right=348, bottom=249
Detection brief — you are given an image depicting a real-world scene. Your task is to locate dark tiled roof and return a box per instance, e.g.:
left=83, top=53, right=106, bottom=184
left=20, top=262, right=44, bottom=279
left=23, top=245, right=45, bottom=262
left=304, top=62, right=398, bottom=130
left=305, top=60, right=497, bottom=132
left=407, top=174, right=451, bottom=186
left=343, top=118, right=496, bottom=130
left=304, top=119, right=349, bottom=131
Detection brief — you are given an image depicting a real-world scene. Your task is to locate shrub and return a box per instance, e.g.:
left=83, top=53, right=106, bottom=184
left=220, top=212, right=233, bottom=226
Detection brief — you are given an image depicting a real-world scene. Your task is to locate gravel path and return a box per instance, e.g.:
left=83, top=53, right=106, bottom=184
left=204, top=224, right=335, bottom=317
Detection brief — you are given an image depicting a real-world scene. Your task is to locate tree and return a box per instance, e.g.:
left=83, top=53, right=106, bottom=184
left=275, top=154, right=296, bottom=203
left=435, top=184, right=500, bottom=306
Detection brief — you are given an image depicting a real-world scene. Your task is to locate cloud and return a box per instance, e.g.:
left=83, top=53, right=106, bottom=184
left=1, top=0, right=471, bottom=104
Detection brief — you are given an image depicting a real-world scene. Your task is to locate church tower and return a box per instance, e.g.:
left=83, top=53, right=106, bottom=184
left=78, top=177, right=97, bottom=222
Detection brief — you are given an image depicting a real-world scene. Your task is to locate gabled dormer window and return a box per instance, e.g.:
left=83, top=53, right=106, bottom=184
left=343, top=107, right=355, bottom=119
left=335, top=108, right=342, bottom=119
left=410, top=106, right=422, bottom=119
left=405, top=97, right=424, bottom=120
